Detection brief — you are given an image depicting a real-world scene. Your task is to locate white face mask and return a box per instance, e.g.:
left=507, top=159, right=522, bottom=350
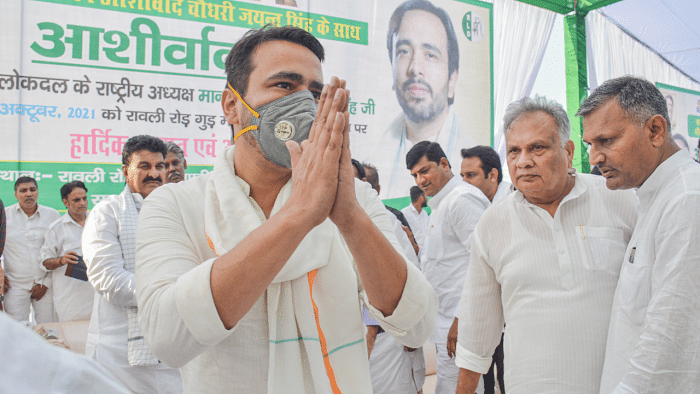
left=229, top=83, right=317, bottom=168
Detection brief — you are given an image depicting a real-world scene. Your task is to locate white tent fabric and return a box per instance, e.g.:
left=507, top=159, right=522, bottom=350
left=493, top=0, right=557, bottom=160
left=586, top=10, right=700, bottom=92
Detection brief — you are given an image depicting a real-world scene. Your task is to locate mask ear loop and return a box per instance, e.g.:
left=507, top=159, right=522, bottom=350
left=228, top=83, right=261, bottom=141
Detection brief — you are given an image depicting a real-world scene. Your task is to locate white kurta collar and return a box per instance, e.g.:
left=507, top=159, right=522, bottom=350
left=636, top=150, right=689, bottom=209
left=428, top=175, right=460, bottom=210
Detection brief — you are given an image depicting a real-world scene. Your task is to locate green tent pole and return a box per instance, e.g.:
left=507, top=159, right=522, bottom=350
left=563, top=11, right=590, bottom=173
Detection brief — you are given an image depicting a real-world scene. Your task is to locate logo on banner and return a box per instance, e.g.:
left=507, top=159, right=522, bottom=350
left=462, top=11, right=484, bottom=43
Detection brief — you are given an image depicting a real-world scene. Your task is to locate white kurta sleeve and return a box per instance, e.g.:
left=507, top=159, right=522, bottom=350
left=355, top=181, right=438, bottom=349
left=82, top=201, right=137, bottom=307
left=449, top=192, right=488, bottom=317
left=135, top=186, right=230, bottom=368
left=456, top=229, right=504, bottom=374
left=38, top=223, right=60, bottom=273
left=613, top=194, right=700, bottom=393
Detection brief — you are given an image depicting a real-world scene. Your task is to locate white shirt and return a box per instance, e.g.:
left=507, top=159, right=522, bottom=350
left=455, top=174, right=638, bottom=393
left=4, top=203, right=60, bottom=289
left=423, top=176, right=490, bottom=344
left=39, top=213, right=95, bottom=322
left=401, top=203, right=429, bottom=260
left=0, top=312, right=131, bottom=394
left=600, top=151, right=700, bottom=394
left=373, top=109, right=478, bottom=199
left=82, top=191, right=182, bottom=394
left=491, top=181, right=513, bottom=203
left=134, top=173, right=437, bottom=393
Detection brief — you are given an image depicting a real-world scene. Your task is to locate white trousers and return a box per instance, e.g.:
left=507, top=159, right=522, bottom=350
left=4, top=283, right=55, bottom=324
left=434, top=343, right=484, bottom=394
left=369, top=332, right=416, bottom=393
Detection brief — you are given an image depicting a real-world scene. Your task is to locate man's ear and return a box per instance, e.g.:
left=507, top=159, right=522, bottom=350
left=646, top=114, right=668, bottom=148
left=565, top=139, right=575, bottom=168
left=447, top=70, right=458, bottom=101
left=487, top=168, right=499, bottom=182
left=122, top=164, right=128, bottom=180
left=439, top=157, right=451, bottom=171
left=221, top=88, right=240, bottom=126
left=183, top=159, right=187, bottom=170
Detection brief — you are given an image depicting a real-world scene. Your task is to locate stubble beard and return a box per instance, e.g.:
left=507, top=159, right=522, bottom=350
left=395, top=78, right=450, bottom=124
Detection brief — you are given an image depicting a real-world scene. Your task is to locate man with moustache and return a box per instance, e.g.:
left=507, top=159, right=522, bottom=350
left=579, top=76, right=700, bottom=393
left=164, top=141, right=187, bottom=183
left=82, top=135, right=182, bottom=393
left=377, top=0, right=476, bottom=199
left=407, top=141, right=489, bottom=393
left=39, top=181, right=95, bottom=322
left=455, top=97, right=638, bottom=394
left=3, top=177, right=60, bottom=323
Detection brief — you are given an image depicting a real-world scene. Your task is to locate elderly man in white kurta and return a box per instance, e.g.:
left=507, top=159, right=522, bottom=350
left=456, top=97, right=638, bottom=393
left=135, top=26, right=437, bottom=394
left=579, top=76, right=700, bottom=394
left=39, top=181, right=95, bottom=322
left=82, top=135, right=182, bottom=393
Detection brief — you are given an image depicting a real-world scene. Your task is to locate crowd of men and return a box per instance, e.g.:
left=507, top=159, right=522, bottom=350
left=1, top=13, right=700, bottom=394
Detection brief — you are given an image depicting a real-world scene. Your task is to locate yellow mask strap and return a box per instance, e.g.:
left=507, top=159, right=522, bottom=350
left=228, top=83, right=260, bottom=118
left=234, top=125, right=258, bottom=141
left=228, top=83, right=260, bottom=141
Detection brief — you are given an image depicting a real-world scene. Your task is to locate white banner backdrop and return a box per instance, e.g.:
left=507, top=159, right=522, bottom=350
left=0, top=0, right=493, bottom=209
left=658, top=83, right=700, bottom=162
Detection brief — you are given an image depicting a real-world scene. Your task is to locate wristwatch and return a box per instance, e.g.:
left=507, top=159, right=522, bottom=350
left=0, top=293, right=4, bottom=303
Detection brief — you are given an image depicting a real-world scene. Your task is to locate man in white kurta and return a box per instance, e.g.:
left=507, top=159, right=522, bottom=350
left=82, top=136, right=182, bottom=393
left=401, top=186, right=429, bottom=260
left=39, top=181, right=94, bottom=322
left=406, top=140, right=490, bottom=394
left=579, top=76, right=700, bottom=393
left=4, top=177, right=60, bottom=323
left=135, top=27, right=437, bottom=394
left=456, top=97, right=638, bottom=393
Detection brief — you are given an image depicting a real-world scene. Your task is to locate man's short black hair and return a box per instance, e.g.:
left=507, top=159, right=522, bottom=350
left=14, top=176, right=37, bottom=191
left=362, top=162, right=380, bottom=192
left=387, top=0, right=459, bottom=105
left=225, top=25, right=325, bottom=99
left=406, top=141, right=449, bottom=170
left=409, top=186, right=424, bottom=202
left=461, top=145, right=503, bottom=184
left=351, top=159, right=366, bottom=180
left=576, top=76, right=670, bottom=128
left=60, top=181, right=87, bottom=201
left=122, top=135, right=168, bottom=167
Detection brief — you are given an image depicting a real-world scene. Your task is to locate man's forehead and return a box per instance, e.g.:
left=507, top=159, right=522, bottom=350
left=250, top=40, right=323, bottom=85
left=394, top=10, right=448, bottom=48
left=17, top=182, right=36, bottom=190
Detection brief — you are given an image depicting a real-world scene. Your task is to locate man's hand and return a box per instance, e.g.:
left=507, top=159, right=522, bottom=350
left=327, top=82, right=361, bottom=231
left=29, top=284, right=48, bottom=301
left=43, top=252, right=79, bottom=271
left=447, top=317, right=459, bottom=358
left=3, top=275, right=10, bottom=292
left=366, top=325, right=379, bottom=359
left=61, top=252, right=79, bottom=266
left=286, top=76, right=349, bottom=229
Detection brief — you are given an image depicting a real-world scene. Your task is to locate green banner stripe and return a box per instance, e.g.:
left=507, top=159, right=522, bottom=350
left=564, top=13, right=589, bottom=173
left=33, top=0, right=368, bottom=45
left=0, top=161, right=212, bottom=211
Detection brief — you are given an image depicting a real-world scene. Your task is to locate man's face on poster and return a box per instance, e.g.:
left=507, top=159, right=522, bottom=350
left=391, top=9, right=457, bottom=123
